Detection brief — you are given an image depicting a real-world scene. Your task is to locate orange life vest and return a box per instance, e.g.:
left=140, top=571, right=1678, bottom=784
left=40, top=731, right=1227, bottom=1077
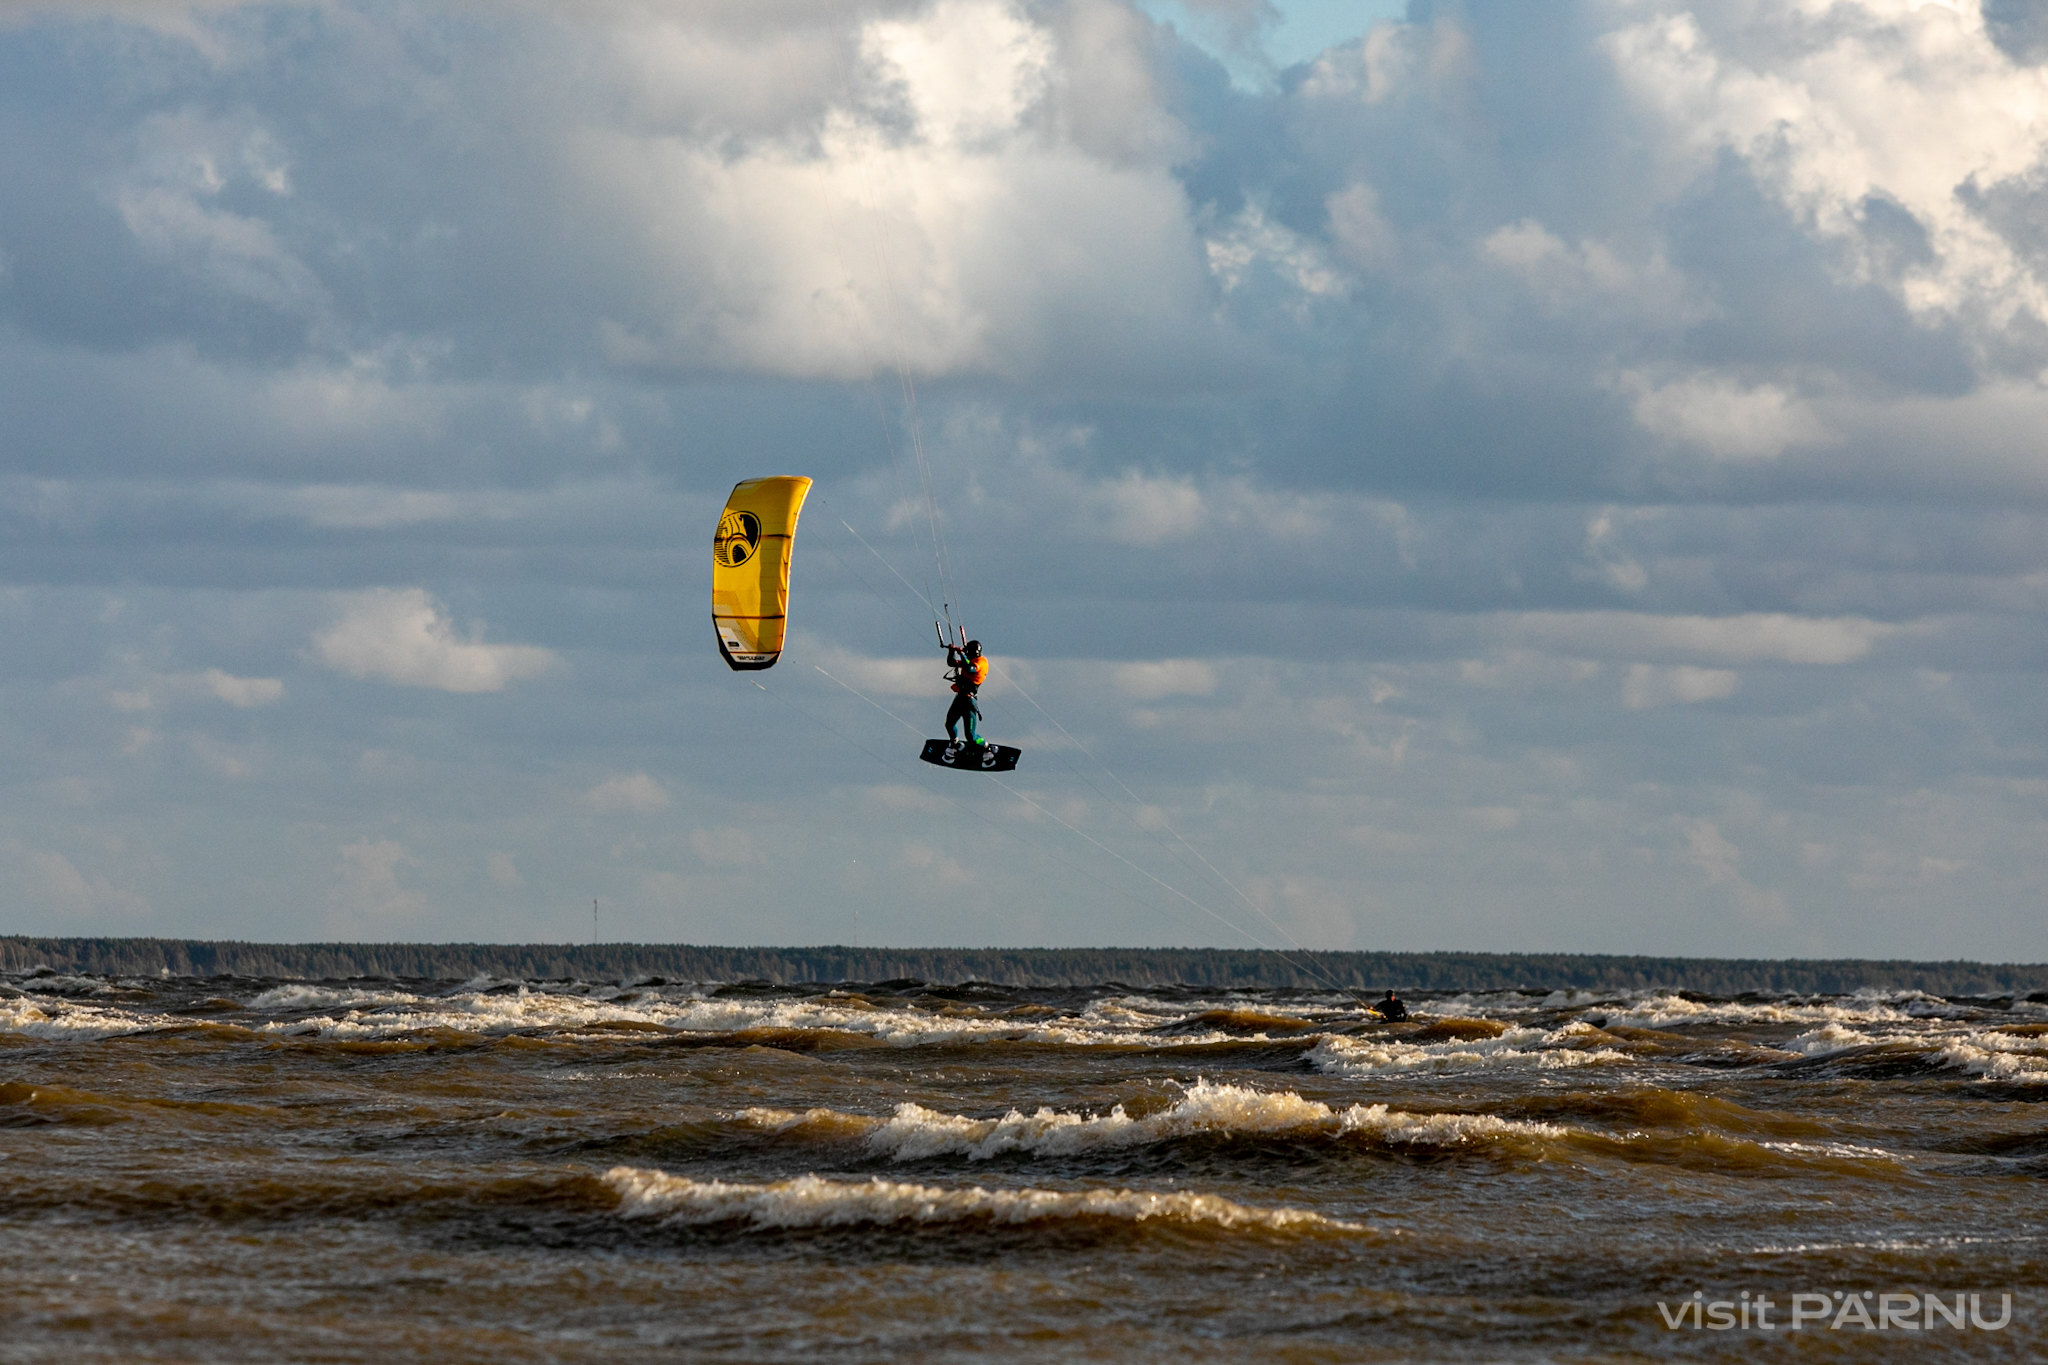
left=952, top=653, right=988, bottom=693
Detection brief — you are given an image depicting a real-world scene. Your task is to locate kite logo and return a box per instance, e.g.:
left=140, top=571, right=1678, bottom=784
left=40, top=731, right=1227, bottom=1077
left=715, top=510, right=763, bottom=567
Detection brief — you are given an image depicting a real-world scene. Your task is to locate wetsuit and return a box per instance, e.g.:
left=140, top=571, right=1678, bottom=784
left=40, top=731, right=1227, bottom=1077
left=1375, top=994, right=1408, bottom=1021
left=945, top=647, right=988, bottom=745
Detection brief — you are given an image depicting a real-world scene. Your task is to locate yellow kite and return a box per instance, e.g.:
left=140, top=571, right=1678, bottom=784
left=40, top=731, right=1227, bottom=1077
left=711, top=476, right=812, bottom=670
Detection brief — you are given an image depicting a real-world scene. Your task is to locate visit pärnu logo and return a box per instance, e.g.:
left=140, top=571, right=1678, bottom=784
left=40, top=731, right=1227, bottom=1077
left=714, top=510, right=762, bottom=567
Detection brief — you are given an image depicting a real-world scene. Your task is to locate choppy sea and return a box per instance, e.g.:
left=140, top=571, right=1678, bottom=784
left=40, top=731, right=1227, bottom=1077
left=3, top=969, right=2043, bottom=1361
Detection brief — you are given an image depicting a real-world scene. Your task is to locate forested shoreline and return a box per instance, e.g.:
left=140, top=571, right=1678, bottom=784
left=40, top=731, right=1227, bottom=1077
left=5, top=937, right=2047, bottom=996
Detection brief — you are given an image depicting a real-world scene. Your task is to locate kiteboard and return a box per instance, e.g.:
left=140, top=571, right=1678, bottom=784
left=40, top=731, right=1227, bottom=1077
left=920, top=738, right=1022, bottom=772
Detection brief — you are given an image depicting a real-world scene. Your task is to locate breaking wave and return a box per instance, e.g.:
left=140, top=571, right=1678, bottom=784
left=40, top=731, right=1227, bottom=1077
left=1936, top=1035, right=2048, bottom=1084
left=8, top=975, right=2044, bottom=1096
left=602, top=1166, right=1360, bottom=1233
left=1586, top=992, right=1957, bottom=1029
left=725, top=1083, right=1919, bottom=1175
left=1776, top=1022, right=2048, bottom=1083
left=0, top=997, right=190, bottom=1041
left=244, top=984, right=424, bottom=1012
left=737, top=1079, right=1565, bottom=1161
left=1306, top=1024, right=1631, bottom=1076
left=228, top=986, right=1323, bottom=1047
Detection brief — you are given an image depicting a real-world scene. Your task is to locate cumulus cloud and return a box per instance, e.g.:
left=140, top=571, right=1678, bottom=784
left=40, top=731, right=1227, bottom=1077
left=1463, top=805, right=1521, bottom=831
left=864, top=783, right=950, bottom=814
left=1325, top=181, right=1397, bottom=269
left=1299, top=12, right=1467, bottom=106
left=1206, top=202, right=1348, bottom=303
left=584, top=772, right=670, bottom=814
left=1482, top=220, right=1643, bottom=306
left=102, top=668, right=281, bottom=711
left=1678, top=818, right=1789, bottom=928
left=1579, top=509, right=1649, bottom=593
left=199, top=668, right=283, bottom=707
left=1051, top=464, right=1336, bottom=555
left=112, top=108, right=324, bottom=320
left=1605, top=1, right=2048, bottom=342
left=4, top=840, right=149, bottom=920
left=586, top=0, right=1223, bottom=382
left=1623, top=371, right=1834, bottom=460
left=812, top=642, right=950, bottom=697
left=691, top=826, right=762, bottom=868
left=1503, top=612, right=1896, bottom=666
left=899, top=838, right=971, bottom=889
left=187, top=733, right=254, bottom=778
left=485, top=851, right=523, bottom=888
left=1096, top=471, right=1207, bottom=546
left=312, top=589, right=559, bottom=693
left=1113, top=659, right=1216, bottom=699
left=1620, top=663, right=1739, bottom=710
left=870, top=0, right=1053, bottom=144
left=328, top=838, right=426, bottom=924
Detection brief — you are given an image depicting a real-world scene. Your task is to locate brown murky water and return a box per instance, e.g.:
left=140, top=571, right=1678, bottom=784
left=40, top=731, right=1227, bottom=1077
left=3, top=970, right=2043, bottom=1361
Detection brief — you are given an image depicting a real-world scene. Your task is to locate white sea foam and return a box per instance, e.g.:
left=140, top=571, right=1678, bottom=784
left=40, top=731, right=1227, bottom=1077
left=1417, top=991, right=1546, bottom=1018
left=1756, top=1139, right=1907, bottom=1163
left=1428, top=987, right=2001, bottom=1030
left=255, top=989, right=670, bottom=1039
left=739, top=1080, right=1564, bottom=1160
left=0, top=998, right=187, bottom=1040
left=1896, top=994, right=1970, bottom=1019
left=245, top=984, right=424, bottom=1011
left=1771, top=1021, right=2048, bottom=1083
left=1591, top=994, right=1922, bottom=1029
left=602, top=1166, right=1359, bottom=1232
left=1536, top=990, right=1615, bottom=1009
left=23, top=979, right=1296, bottom=1047
left=244, top=987, right=1283, bottom=1046
left=1750, top=1233, right=2048, bottom=1254
left=1081, top=995, right=1187, bottom=1023
left=1307, top=1028, right=1630, bottom=1077
left=1973, top=1027, right=2048, bottom=1053
left=16, top=974, right=113, bottom=996
left=23, top=977, right=2036, bottom=1071
left=1936, top=1036, right=2048, bottom=1084
left=1781, top=1023, right=1883, bottom=1056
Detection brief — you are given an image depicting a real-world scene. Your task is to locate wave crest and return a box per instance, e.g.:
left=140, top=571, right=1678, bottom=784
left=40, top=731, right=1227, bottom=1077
left=739, top=1080, right=1562, bottom=1160
left=1307, top=1028, right=1631, bottom=1076
left=0, top=998, right=188, bottom=1040
left=602, top=1166, right=1359, bottom=1232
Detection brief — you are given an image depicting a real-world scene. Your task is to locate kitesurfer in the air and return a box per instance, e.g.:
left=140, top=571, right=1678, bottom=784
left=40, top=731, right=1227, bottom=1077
left=944, top=639, right=988, bottom=746
left=1372, top=990, right=1408, bottom=1021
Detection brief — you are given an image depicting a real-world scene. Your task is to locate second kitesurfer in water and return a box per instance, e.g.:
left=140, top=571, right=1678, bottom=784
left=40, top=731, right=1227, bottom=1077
left=943, top=639, right=988, bottom=746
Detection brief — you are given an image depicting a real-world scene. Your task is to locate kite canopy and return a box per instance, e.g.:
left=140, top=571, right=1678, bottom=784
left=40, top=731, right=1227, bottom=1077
left=711, top=475, right=812, bottom=670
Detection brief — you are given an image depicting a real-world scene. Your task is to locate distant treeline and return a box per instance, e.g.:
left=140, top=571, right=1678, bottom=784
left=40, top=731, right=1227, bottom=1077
left=5, top=937, right=2048, bottom=996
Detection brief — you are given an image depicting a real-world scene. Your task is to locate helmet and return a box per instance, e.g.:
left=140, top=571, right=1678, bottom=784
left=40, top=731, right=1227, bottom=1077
left=966, top=640, right=982, bottom=654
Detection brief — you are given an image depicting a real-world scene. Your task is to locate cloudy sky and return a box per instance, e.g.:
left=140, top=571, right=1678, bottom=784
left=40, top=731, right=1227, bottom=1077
left=3, top=0, right=2045, bottom=960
